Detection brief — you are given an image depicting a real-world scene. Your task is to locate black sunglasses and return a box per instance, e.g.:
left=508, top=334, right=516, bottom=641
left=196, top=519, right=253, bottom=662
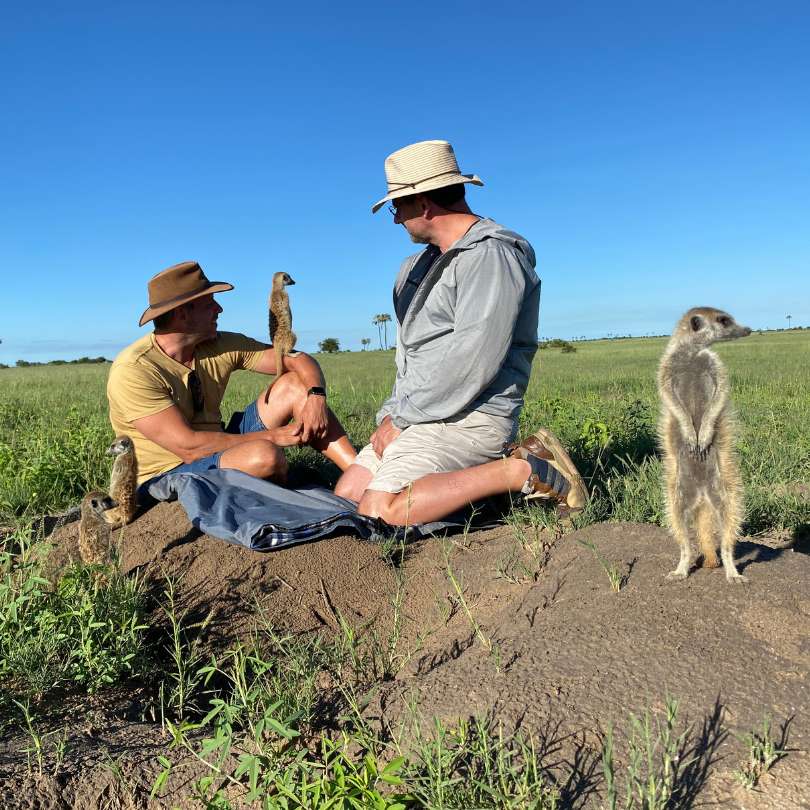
left=188, top=370, right=204, bottom=413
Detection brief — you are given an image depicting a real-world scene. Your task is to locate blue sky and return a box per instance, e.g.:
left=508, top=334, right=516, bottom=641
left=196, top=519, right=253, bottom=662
left=1, top=1, right=808, bottom=364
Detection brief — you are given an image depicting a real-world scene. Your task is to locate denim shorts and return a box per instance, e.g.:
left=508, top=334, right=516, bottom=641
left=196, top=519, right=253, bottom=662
left=138, top=399, right=266, bottom=498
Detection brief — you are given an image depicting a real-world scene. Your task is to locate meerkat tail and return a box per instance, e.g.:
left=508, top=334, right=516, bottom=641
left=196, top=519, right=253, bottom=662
left=274, top=342, right=284, bottom=379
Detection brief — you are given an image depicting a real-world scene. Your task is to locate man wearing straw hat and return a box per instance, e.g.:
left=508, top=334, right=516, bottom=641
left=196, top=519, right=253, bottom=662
left=335, top=139, right=587, bottom=525
left=107, top=261, right=357, bottom=493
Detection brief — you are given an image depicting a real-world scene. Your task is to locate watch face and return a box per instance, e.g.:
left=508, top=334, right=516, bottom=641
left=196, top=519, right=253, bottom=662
left=308, top=386, right=326, bottom=396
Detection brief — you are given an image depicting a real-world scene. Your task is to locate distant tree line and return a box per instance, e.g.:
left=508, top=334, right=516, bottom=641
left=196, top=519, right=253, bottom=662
left=10, top=356, right=110, bottom=369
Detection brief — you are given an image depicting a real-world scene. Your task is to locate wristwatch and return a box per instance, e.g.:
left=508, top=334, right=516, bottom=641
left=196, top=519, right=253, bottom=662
left=307, top=386, right=327, bottom=398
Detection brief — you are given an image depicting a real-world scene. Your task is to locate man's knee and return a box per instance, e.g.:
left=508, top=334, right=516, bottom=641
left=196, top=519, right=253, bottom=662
left=223, top=440, right=287, bottom=480
left=357, top=489, right=400, bottom=523
left=335, top=464, right=373, bottom=502
left=263, top=369, right=305, bottom=402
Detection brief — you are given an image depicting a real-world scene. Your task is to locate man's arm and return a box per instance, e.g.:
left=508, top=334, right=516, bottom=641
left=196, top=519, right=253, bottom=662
left=133, top=405, right=302, bottom=464
left=388, top=241, right=530, bottom=429
left=253, top=348, right=329, bottom=442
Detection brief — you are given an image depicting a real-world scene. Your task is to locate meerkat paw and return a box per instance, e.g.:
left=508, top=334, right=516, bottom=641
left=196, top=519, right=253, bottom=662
left=687, top=442, right=709, bottom=461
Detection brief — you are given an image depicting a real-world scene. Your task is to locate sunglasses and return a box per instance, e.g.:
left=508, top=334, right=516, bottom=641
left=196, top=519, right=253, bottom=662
left=188, top=370, right=205, bottom=413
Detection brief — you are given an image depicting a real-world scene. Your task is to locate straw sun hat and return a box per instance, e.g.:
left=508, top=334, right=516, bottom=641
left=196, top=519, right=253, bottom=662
left=371, top=140, right=484, bottom=213
left=139, top=261, right=234, bottom=326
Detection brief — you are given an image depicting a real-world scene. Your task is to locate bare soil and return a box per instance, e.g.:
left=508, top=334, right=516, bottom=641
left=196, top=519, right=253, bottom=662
left=1, top=501, right=809, bottom=808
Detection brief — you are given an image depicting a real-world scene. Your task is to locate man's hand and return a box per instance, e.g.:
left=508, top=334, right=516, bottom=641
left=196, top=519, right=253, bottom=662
left=300, top=394, right=329, bottom=443
left=266, top=422, right=304, bottom=447
left=370, top=415, right=402, bottom=458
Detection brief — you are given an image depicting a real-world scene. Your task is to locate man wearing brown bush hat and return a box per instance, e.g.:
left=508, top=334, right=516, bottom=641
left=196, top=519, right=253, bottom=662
left=107, top=261, right=356, bottom=492
left=335, top=140, right=587, bottom=524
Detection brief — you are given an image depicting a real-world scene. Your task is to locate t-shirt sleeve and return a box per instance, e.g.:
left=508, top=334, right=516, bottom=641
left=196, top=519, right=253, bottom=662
left=107, top=361, right=176, bottom=423
left=214, top=331, right=269, bottom=371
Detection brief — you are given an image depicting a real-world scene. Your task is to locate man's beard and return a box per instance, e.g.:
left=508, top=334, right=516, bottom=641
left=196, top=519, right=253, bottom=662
left=409, top=232, right=430, bottom=245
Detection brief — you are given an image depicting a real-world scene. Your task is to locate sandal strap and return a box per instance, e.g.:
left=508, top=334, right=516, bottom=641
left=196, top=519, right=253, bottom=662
left=521, top=456, right=571, bottom=499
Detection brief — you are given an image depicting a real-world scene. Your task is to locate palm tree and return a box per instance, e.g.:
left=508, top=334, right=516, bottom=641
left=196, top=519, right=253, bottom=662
left=379, top=313, right=392, bottom=350
left=787, top=314, right=792, bottom=329
left=372, top=315, right=382, bottom=349
left=361, top=338, right=371, bottom=351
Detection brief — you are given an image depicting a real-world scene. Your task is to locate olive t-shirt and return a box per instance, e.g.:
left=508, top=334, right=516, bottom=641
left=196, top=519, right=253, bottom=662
left=107, top=331, right=267, bottom=485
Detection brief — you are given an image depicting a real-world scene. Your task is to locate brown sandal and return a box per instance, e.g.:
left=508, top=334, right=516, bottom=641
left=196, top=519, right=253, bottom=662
left=509, top=428, right=589, bottom=510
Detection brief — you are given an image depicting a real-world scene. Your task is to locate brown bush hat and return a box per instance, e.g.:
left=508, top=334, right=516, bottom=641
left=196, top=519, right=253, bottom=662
left=371, top=139, right=484, bottom=214
left=139, top=261, right=234, bottom=326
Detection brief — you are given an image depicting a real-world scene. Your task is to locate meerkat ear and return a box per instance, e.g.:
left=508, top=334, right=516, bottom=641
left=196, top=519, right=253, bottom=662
left=690, top=315, right=703, bottom=332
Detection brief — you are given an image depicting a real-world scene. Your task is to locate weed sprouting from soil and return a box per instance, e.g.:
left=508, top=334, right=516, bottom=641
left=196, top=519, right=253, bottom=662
left=157, top=571, right=213, bottom=722
left=398, top=714, right=560, bottom=809
left=441, top=539, right=496, bottom=660
left=601, top=697, right=688, bottom=809
left=733, top=715, right=786, bottom=789
left=498, top=502, right=563, bottom=583
left=578, top=538, right=629, bottom=592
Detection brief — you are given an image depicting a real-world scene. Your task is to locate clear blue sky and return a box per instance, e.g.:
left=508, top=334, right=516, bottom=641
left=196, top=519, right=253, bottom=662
left=1, top=1, right=808, bottom=364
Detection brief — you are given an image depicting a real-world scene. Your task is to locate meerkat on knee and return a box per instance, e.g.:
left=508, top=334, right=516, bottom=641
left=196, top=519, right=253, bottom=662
left=105, top=435, right=138, bottom=528
left=657, top=307, right=751, bottom=583
left=268, top=272, right=297, bottom=382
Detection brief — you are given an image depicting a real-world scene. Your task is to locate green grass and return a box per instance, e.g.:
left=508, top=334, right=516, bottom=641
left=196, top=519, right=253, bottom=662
left=2, top=332, right=807, bottom=535
left=0, top=526, right=149, bottom=708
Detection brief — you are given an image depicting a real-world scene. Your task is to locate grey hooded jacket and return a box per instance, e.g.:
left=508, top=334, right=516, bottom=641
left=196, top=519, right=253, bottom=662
left=377, top=218, right=540, bottom=429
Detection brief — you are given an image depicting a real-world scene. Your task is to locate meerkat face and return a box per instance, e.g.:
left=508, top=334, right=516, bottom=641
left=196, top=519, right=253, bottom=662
left=272, top=271, right=296, bottom=289
left=82, top=491, right=118, bottom=517
left=678, top=307, right=751, bottom=345
left=107, top=436, right=134, bottom=456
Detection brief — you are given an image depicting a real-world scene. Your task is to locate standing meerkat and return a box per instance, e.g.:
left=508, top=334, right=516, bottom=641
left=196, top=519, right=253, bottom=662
left=657, top=306, right=751, bottom=583
left=105, top=436, right=138, bottom=528
left=269, top=272, right=297, bottom=380
left=79, top=491, right=117, bottom=566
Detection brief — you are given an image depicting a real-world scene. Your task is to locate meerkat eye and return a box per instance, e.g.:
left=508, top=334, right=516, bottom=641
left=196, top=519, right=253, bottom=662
left=717, top=316, right=731, bottom=327
left=690, top=316, right=703, bottom=331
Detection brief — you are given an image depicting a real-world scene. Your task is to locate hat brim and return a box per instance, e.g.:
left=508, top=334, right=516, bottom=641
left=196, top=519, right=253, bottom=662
left=371, top=173, right=484, bottom=214
left=139, top=281, right=234, bottom=327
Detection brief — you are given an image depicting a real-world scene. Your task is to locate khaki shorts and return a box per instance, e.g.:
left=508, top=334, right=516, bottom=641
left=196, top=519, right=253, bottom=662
left=354, top=410, right=518, bottom=494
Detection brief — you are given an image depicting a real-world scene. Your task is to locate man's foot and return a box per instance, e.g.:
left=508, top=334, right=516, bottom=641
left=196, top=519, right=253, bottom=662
left=508, top=428, right=588, bottom=511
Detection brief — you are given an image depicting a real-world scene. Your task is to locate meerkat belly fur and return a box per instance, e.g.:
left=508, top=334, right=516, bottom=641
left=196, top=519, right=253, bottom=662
left=79, top=491, right=117, bottom=566
left=105, top=436, right=138, bottom=528
left=657, top=307, right=751, bottom=583
left=269, top=272, right=297, bottom=381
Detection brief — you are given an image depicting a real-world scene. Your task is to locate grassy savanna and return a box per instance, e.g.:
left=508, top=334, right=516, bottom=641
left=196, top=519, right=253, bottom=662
left=1, top=330, right=807, bottom=532
left=0, top=331, right=807, bottom=806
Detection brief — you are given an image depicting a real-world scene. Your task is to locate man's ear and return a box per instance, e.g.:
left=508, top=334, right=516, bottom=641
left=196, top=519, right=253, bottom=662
left=174, top=303, right=191, bottom=325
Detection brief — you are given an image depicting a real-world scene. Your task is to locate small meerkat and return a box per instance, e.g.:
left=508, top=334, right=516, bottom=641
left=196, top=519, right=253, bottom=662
left=79, top=491, right=117, bottom=566
left=657, top=306, right=751, bottom=583
left=269, top=272, right=297, bottom=380
left=105, top=435, right=138, bottom=528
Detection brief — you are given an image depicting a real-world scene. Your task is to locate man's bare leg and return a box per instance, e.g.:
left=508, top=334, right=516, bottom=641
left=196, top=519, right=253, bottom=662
left=257, top=372, right=356, bottom=471
left=357, top=457, right=533, bottom=525
left=219, top=439, right=288, bottom=483
left=334, top=464, right=373, bottom=502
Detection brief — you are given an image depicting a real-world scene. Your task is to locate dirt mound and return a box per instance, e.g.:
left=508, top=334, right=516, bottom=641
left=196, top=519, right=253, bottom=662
left=4, top=505, right=809, bottom=807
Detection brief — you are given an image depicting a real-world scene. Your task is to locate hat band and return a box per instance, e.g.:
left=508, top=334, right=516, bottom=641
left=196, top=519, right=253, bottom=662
left=386, top=169, right=464, bottom=193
